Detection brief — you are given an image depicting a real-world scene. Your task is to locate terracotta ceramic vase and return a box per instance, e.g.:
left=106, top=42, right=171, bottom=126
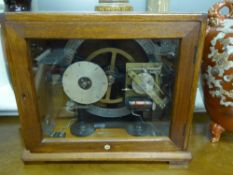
left=4, top=0, right=31, bottom=12
left=202, top=0, right=233, bottom=142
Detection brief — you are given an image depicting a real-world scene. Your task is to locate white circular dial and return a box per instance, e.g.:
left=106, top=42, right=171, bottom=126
left=132, top=72, right=155, bottom=95
left=62, top=61, right=108, bottom=105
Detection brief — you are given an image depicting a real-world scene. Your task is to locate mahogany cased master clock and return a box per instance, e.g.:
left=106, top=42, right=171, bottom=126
left=1, top=12, right=206, bottom=164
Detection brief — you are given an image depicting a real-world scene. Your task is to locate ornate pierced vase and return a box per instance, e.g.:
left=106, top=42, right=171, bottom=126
left=202, top=0, right=233, bottom=142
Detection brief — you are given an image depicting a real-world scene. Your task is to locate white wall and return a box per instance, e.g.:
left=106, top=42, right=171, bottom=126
left=0, top=0, right=8, bottom=87
left=34, top=0, right=146, bottom=12
left=169, top=0, right=221, bottom=13
left=0, top=0, right=17, bottom=114
left=36, top=0, right=98, bottom=11
left=0, top=35, right=8, bottom=87
left=33, top=0, right=221, bottom=12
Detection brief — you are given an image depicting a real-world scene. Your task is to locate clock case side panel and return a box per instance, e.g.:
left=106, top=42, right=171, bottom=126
left=2, top=22, right=43, bottom=150
left=170, top=19, right=207, bottom=149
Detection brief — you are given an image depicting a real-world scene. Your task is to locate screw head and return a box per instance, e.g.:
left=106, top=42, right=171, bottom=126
left=104, top=144, right=111, bottom=151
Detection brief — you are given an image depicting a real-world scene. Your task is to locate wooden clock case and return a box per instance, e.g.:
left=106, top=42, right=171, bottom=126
left=1, top=12, right=206, bottom=163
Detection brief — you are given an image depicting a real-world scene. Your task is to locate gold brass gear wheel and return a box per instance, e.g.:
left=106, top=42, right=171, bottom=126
left=86, top=47, right=135, bottom=104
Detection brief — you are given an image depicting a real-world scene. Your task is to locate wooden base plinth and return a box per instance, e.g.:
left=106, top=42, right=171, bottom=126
left=22, top=150, right=192, bottom=162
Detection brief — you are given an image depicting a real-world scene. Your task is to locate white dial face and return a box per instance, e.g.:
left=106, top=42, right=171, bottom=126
left=62, top=61, right=108, bottom=105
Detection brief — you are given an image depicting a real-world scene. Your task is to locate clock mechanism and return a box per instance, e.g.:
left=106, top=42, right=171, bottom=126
left=32, top=39, right=178, bottom=138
